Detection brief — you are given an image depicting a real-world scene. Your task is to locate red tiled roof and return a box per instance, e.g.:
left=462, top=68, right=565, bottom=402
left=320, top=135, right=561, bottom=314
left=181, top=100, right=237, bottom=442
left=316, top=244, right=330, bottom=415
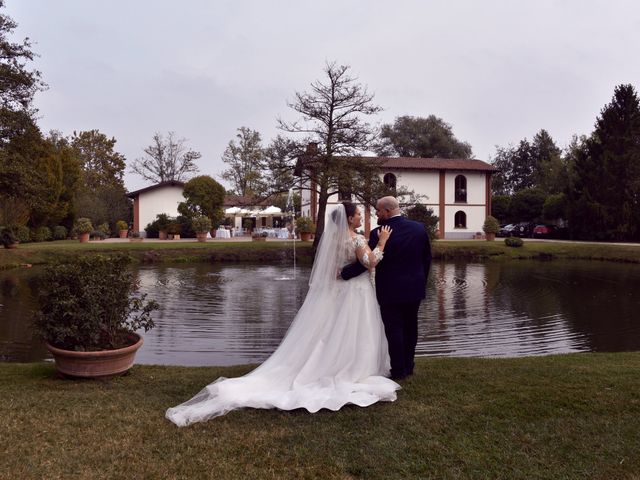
left=374, top=157, right=498, bottom=172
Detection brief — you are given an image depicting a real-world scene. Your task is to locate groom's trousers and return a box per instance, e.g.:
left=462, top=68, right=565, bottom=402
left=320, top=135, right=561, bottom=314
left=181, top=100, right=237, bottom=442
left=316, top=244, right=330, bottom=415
left=380, top=300, right=421, bottom=379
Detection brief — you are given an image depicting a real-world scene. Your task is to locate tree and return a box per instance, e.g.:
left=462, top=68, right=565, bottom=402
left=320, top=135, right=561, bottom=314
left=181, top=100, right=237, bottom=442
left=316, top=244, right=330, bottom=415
left=491, top=194, right=511, bottom=223
left=491, top=129, right=567, bottom=196
left=277, top=61, right=383, bottom=247
left=70, top=129, right=130, bottom=230
left=131, top=132, right=200, bottom=183
left=221, top=127, right=265, bottom=197
left=567, top=84, right=640, bottom=240
left=0, top=0, right=46, bottom=144
left=71, top=130, right=126, bottom=189
left=404, top=203, right=439, bottom=240
left=177, top=175, right=226, bottom=227
left=509, top=188, right=547, bottom=223
left=375, top=115, right=473, bottom=159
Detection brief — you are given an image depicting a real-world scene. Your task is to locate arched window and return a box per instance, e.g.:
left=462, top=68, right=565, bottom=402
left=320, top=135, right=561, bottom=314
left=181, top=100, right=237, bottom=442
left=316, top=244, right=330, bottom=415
left=455, top=175, right=467, bottom=203
left=383, top=172, right=397, bottom=193
left=454, top=211, right=467, bottom=229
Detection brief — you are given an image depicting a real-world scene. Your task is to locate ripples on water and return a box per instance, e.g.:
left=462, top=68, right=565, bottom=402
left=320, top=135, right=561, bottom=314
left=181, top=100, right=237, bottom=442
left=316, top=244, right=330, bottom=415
left=1, top=260, right=639, bottom=365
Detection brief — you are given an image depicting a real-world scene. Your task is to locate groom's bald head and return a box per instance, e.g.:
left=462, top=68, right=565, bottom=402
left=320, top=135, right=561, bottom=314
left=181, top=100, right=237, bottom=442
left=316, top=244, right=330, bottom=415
left=376, top=196, right=400, bottom=222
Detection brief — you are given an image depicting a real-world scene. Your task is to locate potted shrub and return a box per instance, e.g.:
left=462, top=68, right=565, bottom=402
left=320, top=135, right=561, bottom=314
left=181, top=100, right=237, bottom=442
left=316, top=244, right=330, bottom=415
left=251, top=231, right=268, bottom=242
left=33, top=255, right=159, bottom=378
left=295, top=216, right=316, bottom=241
left=74, top=217, right=93, bottom=243
left=167, top=221, right=182, bottom=240
left=242, top=218, right=253, bottom=235
left=483, top=215, right=500, bottom=241
left=1, top=228, right=19, bottom=249
left=129, top=230, right=143, bottom=242
left=116, top=220, right=128, bottom=238
left=155, top=214, right=171, bottom=240
left=192, top=215, right=212, bottom=242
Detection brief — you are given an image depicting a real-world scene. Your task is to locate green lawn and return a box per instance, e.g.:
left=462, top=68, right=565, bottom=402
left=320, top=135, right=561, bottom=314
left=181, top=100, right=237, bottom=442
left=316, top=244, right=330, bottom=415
left=1, top=238, right=639, bottom=270
left=1, top=354, right=639, bottom=479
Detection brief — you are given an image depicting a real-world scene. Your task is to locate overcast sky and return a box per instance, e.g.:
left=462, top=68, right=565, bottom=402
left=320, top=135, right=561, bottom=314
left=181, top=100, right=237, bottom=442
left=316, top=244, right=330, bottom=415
left=6, top=0, right=640, bottom=191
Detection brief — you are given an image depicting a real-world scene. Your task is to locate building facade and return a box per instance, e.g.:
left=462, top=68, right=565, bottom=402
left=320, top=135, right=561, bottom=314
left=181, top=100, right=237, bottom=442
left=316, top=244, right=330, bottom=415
left=300, top=157, right=497, bottom=239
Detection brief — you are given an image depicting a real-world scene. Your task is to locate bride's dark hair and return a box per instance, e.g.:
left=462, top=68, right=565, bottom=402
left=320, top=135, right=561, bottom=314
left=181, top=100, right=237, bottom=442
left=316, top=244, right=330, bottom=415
left=331, top=202, right=357, bottom=224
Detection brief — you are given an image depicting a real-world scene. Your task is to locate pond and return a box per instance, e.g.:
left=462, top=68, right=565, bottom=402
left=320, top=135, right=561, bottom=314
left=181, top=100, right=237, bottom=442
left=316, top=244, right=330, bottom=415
left=1, top=260, right=639, bottom=366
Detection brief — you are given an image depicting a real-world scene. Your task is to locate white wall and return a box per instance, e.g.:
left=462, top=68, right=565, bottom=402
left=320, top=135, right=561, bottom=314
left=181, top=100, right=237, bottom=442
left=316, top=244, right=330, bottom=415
left=138, top=186, right=184, bottom=236
left=298, top=168, right=490, bottom=239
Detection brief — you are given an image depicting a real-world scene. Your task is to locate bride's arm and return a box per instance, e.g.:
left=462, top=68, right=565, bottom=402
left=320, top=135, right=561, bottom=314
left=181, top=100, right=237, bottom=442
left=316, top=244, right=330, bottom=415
left=355, top=226, right=392, bottom=270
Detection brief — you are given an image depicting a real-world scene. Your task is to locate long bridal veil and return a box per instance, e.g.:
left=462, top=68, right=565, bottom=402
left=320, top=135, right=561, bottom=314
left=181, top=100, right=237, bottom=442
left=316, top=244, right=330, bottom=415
left=166, top=204, right=398, bottom=426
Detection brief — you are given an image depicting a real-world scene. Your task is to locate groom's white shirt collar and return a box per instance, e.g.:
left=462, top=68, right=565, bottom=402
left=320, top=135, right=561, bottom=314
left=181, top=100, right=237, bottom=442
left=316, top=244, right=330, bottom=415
left=389, top=214, right=402, bottom=219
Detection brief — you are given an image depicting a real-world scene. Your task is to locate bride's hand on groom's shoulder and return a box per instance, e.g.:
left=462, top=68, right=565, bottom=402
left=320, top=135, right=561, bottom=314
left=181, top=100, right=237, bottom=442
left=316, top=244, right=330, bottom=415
left=378, top=226, right=392, bottom=243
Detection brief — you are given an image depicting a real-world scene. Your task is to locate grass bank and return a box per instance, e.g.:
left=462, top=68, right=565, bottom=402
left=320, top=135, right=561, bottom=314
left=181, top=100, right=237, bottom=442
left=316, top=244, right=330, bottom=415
left=1, top=354, right=639, bottom=479
left=0, top=238, right=639, bottom=270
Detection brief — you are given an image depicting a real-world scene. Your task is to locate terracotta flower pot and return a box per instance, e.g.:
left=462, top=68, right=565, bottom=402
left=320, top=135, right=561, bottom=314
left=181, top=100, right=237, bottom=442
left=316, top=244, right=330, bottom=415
left=118, top=230, right=128, bottom=239
left=3, top=242, right=18, bottom=249
left=46, top=333, right=143, bottom=378
left=252, top=236, right=266, bottom=242
left=78, top=232, right=90, bottom=243
left=196, top=232, right=208, bottom=242
left=300, top=232, right=312, bottom=241
left=159, top=230, right=168, bottom=240
left=485, top=233, right=496, bottom=241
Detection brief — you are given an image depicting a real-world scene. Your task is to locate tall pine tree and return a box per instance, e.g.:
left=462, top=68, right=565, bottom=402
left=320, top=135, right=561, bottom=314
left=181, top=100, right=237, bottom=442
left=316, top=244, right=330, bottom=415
left=568, top=84, right=640, bottom=240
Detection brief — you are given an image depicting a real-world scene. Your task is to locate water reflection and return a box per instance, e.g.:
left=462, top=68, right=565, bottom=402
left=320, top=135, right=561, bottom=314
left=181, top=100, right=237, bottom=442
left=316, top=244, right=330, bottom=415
left=1, top=261, right=639, bottom=365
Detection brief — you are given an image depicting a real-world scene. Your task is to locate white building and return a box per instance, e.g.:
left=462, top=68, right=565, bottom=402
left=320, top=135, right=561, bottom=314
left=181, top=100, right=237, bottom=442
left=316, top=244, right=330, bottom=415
left=127, top=181, right=185, bottom=236
left=299, top=156, right=497, bottom=239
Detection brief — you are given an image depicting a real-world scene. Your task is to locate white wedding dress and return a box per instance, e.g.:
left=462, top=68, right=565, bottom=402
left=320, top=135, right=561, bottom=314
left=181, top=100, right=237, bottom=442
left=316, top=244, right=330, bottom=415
left=166, top=206, right=399, bottom=426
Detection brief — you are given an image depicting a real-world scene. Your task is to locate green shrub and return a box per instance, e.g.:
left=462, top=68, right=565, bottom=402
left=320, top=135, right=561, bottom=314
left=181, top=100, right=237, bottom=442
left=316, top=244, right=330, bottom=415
left=295, top=216, right=316, bottom=234
left=483, top=215, right=500, bottom=234
left=74, top=217, right=93, bottom=234
left=97, top=222, right=111, bottom=237
left=52, top=226, right=68, bottom=240
left=15, top=225, right=30, bottom=243
left=116, top=220, right=128, bottom=231
left=31, top=226, right=52, bottom=242
left=505, top=237, right=524, bottom=247
left=33, top=255, right=158, bottom=351
left=192, top=215, right=212, bottom=233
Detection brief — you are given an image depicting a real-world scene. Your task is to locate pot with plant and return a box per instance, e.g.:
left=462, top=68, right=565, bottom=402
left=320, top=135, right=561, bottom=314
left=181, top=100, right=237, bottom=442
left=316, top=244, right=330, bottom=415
left=129, top=230, right=143, bottom=242
left=192, top=215, right=212, bottom=242
left=33, top=255, right=159, bottom=378
left=251, top=231, right=268, bottom=242
left=116, top=220, right=128, bottom=239
left=295, top=216, right=316, bottom=241
left=155, top=213, right=171, bottom=240
left=483, top=215, right=500, bottom=241
left=1, top=227, right=19, bottom=249
left=167, top=221, right=182, bottom=240
left=74, top=217, right=93, bottom=243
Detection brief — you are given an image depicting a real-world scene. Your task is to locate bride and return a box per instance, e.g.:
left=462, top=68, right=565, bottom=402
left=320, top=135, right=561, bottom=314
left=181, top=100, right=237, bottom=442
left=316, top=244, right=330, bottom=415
left=166, top=202, right=400, bottom=426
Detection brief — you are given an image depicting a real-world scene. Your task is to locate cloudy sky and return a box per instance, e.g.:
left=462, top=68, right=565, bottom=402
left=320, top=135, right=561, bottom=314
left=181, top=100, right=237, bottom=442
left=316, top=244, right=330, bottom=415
left=6, top=0, right=640, bottom=191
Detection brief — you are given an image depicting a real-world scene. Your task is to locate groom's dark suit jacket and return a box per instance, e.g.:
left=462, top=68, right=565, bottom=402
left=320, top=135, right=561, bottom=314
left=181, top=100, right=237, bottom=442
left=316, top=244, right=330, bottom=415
left=341, top=215, right=432, bottom=305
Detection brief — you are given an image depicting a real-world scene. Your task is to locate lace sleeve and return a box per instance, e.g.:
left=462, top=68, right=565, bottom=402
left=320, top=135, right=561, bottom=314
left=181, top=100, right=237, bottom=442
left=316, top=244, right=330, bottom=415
left=354, top=235, right=384, bottom=269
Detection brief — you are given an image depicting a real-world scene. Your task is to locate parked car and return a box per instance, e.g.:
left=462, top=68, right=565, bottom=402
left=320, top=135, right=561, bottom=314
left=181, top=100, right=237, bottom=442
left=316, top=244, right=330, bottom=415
left=512, top=222, right=535, bottom=238
left=533, top=224, right=555, bottom=238
left=497, top=224, right=516, bottom=237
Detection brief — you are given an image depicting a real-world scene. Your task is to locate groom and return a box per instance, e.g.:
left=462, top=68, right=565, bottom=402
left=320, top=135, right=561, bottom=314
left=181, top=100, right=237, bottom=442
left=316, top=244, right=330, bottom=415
left=341, top=196, right=432, bottom=380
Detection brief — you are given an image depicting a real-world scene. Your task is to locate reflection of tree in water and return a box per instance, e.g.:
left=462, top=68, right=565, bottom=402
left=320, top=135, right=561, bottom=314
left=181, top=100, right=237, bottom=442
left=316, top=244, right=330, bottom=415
left=484, top=261, right=640, bottom=354
left=0, top=270, right=48, bottom=362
